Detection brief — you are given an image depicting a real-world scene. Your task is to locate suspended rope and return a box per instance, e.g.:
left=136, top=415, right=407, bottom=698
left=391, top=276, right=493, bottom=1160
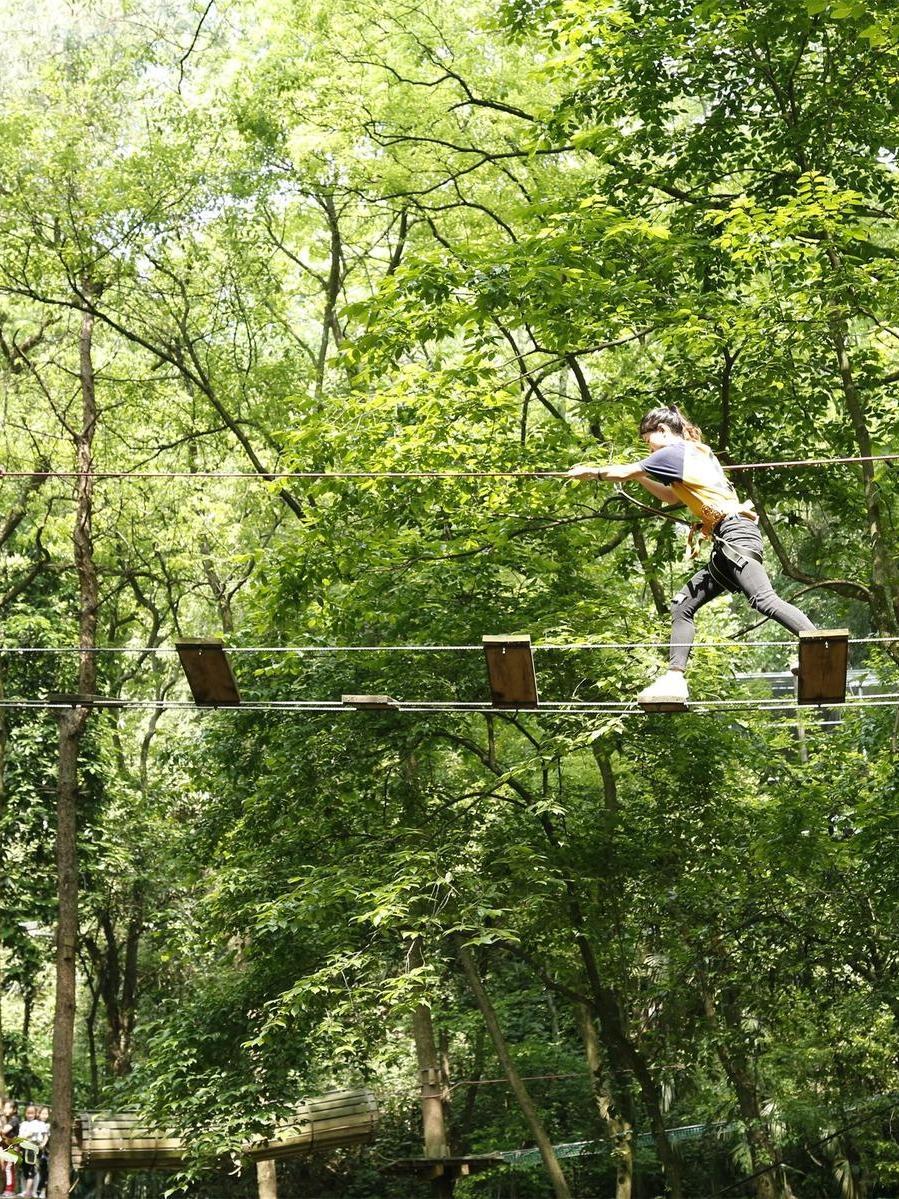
left=1, top=468, right=563, bottom=480
left=4, top=693, right=897, bottom=713
left=0, top=635, right=895, bottom=654
left=447, top=1072, right=587, bottom=1092
left=0, top=452, right=896, bottom=482
left=726, top=451, right=899, bottom=472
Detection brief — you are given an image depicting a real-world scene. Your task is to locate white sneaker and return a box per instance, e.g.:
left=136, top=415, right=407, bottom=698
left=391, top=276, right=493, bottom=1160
left=637, top=670, right=689, bottom=708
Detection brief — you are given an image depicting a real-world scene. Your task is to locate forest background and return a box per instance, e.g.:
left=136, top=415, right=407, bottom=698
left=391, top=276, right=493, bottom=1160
left=0, top=0, right=898, bottom=1197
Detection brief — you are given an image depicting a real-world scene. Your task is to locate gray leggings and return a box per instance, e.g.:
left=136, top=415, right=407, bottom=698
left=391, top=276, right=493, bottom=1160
left=670, top=516, right=815, bottom=670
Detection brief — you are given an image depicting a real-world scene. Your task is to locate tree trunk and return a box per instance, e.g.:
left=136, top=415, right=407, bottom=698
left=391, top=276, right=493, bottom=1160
left=456, top=941, right=573, bottom=1199
left=823, top=245, right=899, bottom=638
left=91, top=904, right=143, bottom=1077
left=536, top=813, right=681, bottom=1199
left=50, top=718, right=83, bottom=1199
left=703, top=986, right=793, bottom=1199
left=116, top=911, right=141, bottom=1074
left=629, top=523, right=668, bottom=617
left=573, top=929, right=680, bottom=1196
left=591, top=745, right=619, bottom=815
left=256, top=1159, right=278, bottom=1199
left=455, top=1025, right=485, bottom=1151
left=408, top=936, right=453, bottom=1199
left=49, top=295, right=100, bottom=1199
left=86, top=980, right=100, bottom=1105
left=22, top=986, right=33, bottom=1079
left=0, top=942, right=5, bottom=1100
left=200, top=534, right=235, bottom=633
left=576, top=1005, right=633, bottom=1199
left=314, top=192, right=344, bottom=400
left=444, top=730, right=681, bottom=1197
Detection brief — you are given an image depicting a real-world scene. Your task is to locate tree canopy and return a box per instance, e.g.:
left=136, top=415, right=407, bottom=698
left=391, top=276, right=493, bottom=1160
left=0, top=1, right=898, bottom=1197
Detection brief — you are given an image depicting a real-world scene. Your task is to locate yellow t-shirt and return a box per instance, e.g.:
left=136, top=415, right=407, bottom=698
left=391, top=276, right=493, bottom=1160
left=638, top=440, right=757, bottom=536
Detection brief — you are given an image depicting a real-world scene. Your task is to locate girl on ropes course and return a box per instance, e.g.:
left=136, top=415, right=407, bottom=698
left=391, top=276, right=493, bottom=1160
left=567, top=406, right=817, bottom=706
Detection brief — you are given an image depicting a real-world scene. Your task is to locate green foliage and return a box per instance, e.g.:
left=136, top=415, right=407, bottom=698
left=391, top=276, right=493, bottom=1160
left=0, top=1, right=899, bottom=1196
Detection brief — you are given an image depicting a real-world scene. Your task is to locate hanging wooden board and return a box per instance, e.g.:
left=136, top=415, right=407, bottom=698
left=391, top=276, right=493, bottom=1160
left=482, top=635, right=539, bottom=708
left=175, top=638, right=241, bottom=706
left=47, top=692, right=102, bottom=708
left=797, top=629, right=849, bottom=705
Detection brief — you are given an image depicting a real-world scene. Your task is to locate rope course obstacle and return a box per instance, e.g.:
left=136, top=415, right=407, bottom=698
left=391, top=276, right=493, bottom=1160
left=0, top=631, right=881, bottom=716
left=386, top=1096, right=899, bottom=1185
left=797, top=629, right=850, bottom=705
left=0, top=448, right=893, bottom=1195
left=0, top=447, right=893, bottom=713
left=175, top=637, right=241, bottom=706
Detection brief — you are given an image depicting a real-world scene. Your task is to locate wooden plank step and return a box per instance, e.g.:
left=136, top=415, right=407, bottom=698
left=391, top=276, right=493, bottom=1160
left=639, top=698, right=689, bottom=714
left=88, top=1138, right=182, bottom=1149
left=305, top=1095, right=374, bottom=1111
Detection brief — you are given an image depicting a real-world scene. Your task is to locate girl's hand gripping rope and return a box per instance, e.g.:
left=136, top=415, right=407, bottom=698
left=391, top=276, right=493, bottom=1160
left=568, top=462, right=641, bottom=482
left=567, top=463, right=609, bottom=481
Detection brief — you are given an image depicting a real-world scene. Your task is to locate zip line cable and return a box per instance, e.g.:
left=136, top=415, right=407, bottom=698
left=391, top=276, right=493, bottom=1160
left=0, top=452, right=897, bottom=482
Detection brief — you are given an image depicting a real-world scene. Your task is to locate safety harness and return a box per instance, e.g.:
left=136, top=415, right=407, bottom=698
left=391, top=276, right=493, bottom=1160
left=611, top=485, right=762, bottom=593
left=708, top=521, right=763, bottom=593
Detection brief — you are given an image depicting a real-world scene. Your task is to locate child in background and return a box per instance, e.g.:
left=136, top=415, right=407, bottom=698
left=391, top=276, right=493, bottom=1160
left=1, top=1099, right=19, bottom=1197
left=35, top=1109, right=50, bottom=1199
left=17, top=1105, right=46, bottom=1199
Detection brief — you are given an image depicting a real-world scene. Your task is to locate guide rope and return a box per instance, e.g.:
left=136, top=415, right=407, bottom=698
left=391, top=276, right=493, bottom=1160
left=0, top=452, right=896, bottom=482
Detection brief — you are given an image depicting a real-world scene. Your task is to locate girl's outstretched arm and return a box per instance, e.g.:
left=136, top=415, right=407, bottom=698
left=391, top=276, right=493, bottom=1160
left=567, top=462, right=681, bottom=505
left=567, top=461, right=643, bottom=481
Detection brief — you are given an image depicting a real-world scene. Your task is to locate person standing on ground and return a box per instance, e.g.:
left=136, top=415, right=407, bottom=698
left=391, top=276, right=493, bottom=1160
left=17, top=1105, right=44, bottom=1199
left=34, top=1108, right=50, bottom=1199
left=1, top=1099, right=19, bottom=1197
left=568, top=405, right=816, bottom=704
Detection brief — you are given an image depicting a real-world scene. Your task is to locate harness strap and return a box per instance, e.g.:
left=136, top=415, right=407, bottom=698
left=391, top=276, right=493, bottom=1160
left=611, top=484, right=692, bottom=527
left=609, top=486, right=763, bottom=593
left=708, top=527, right=763, bottom=592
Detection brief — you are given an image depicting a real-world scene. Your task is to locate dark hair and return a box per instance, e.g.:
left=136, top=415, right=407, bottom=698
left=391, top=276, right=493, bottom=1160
left=639, top=405, right=703, bottom=443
